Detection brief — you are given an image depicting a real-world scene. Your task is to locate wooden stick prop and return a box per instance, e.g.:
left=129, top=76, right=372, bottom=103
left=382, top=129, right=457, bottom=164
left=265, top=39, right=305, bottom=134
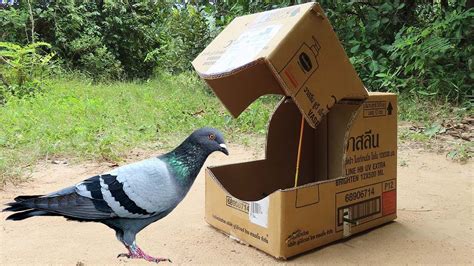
left=294, top=115, right=305, bottom=187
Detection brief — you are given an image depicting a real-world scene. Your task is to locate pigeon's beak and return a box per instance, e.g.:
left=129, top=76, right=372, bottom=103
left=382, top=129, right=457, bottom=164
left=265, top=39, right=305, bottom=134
left=219, top=143, right=229, bottom=156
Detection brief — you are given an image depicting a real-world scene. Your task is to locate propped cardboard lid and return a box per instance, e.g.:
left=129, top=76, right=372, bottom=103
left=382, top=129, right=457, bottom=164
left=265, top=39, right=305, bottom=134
left=193, top=3, right=368, bottom=128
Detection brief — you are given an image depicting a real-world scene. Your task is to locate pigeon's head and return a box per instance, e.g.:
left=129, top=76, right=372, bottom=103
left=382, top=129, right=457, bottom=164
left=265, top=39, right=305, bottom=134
left=189, top=127, right=229, bottom=156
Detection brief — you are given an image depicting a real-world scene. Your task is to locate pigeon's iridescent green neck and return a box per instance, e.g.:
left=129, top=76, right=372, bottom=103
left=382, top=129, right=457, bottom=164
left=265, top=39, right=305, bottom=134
left=161, top=141, right=209, bottom=186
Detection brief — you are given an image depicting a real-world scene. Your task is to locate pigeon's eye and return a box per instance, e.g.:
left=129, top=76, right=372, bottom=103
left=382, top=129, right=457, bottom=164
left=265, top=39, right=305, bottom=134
left=208, top=134, right=216, bottom=140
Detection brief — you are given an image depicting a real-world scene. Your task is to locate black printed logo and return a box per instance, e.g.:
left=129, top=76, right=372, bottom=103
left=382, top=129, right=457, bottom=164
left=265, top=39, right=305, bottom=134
left=299, top=52, right=312, bottom=72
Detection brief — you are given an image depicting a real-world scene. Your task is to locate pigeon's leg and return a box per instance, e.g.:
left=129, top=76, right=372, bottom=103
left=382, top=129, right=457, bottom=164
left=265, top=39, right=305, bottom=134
left=115, top=226, right=171, bottom=262
left=115, top=229, right=133, bottom=259
left=127, top=242, right=172, bottom=263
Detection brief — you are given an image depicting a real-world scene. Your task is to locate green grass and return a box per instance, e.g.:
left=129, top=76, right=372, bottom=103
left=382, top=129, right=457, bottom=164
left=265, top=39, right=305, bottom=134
left=398, top=94, right=472, bottom=163
left=398, top=94, right=472, bottom=123
left=446, top=142, right=473, bottom=163
left=0, top=72, right=279, bottom=186
left=399, top=130, right=431, bottom=143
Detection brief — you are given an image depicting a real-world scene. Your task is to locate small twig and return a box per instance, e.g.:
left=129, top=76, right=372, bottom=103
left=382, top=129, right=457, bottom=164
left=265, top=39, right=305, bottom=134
left=0, top=55, right=15, bottom=68
left=400, top=208, right=432, bottom=212
left=24, top=25, right=30, bottom=43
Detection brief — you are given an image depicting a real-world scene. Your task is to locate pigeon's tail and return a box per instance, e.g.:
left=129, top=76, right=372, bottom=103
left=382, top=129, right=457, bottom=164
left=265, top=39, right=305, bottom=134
left=3, top=195, right=55, bottom=220
left=4, top=191, right=114, bottom=222
left=6, top=209, right=52, bottom=220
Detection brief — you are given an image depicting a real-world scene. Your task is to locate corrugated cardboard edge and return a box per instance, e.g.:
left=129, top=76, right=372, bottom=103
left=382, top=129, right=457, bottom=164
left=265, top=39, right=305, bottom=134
left=194, top=58, right=267, bottom=80
left=337, top=99, right=366, bottom=187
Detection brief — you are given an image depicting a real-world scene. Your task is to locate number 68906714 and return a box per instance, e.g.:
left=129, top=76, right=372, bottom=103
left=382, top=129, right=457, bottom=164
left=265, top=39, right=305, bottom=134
left=344, top=187, right=375, bottom=203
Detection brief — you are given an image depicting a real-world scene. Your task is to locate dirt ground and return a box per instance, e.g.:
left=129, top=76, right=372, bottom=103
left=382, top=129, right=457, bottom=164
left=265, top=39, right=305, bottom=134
left=0, top=143, right=472, bottom=265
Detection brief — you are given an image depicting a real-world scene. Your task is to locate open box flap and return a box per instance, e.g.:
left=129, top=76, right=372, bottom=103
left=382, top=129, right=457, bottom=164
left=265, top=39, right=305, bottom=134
left=193, top=3, right=368, bottom=128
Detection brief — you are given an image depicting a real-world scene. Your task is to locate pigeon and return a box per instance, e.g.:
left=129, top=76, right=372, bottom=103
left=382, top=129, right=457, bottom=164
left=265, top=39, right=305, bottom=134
left=3, top=127, right=229, bottom=263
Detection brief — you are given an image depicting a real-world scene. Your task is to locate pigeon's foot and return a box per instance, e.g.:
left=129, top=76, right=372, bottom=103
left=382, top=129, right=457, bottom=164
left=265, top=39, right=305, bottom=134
left=118, top=243, right=171, bottom=263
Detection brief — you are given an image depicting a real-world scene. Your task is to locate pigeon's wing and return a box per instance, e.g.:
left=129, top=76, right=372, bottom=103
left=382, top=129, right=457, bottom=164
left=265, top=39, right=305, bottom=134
left=75, top=157, right=180, bottom=219
left=4, top=184, right=115, bottom=221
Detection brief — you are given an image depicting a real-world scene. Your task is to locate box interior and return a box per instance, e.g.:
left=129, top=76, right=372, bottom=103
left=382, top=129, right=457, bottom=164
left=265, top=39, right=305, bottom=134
left=210, top=98, right=361, bottom=201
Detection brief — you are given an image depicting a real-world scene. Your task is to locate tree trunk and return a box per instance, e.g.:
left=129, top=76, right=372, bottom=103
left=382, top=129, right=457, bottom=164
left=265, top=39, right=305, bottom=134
left=27, top=0, right=35, bottom=43
left=466, top=0, right=474, bottom=10
left=440, top=0, right=449, bottom=11
left=400, top=0, right=417, bottom=24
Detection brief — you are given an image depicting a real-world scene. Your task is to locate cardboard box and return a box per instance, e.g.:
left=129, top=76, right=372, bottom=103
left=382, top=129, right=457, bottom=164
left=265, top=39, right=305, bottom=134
left=193, top=3, right=397, bottom=259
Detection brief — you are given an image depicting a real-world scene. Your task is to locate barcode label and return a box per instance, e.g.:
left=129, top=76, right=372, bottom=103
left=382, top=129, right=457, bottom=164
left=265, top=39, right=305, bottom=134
left=250, top=202, right=262, bottom=216
left=350, top=198, right=380, bottom=220
left=338, top=197, right=381, bottom=226
left=248, top=197, right=269, bottom=228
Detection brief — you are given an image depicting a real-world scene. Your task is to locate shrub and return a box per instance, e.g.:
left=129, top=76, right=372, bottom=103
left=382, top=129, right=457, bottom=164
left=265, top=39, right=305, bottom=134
left=146, top=5, right=212, bottom=73
left=387, top=7, right=474, bottom=101
left=0, top=6, right=29, bottom=44
left=36, top=1, right=125, bottom=80
left=0, top=41, right=55, bottom=102
left=99, top=1, right=170, bottom=79
left=2, top=1, right=170, bottom=80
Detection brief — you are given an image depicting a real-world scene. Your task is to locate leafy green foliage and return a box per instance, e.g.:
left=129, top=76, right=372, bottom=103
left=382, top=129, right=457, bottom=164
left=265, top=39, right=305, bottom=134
left=0, top=6, right=29, bottom=44
left=387, top=8, right=474, bottom=101
left=325, top=1, right=407, bottom=88
left=316, top=1, right=473, bottom=102
left=99, top=1, right=170, bottom=79
left=0, top=41, right=55, bottom=102
left=146, top=5, right=212, bottom=73
left=2, top=1, right=171, bottom=80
